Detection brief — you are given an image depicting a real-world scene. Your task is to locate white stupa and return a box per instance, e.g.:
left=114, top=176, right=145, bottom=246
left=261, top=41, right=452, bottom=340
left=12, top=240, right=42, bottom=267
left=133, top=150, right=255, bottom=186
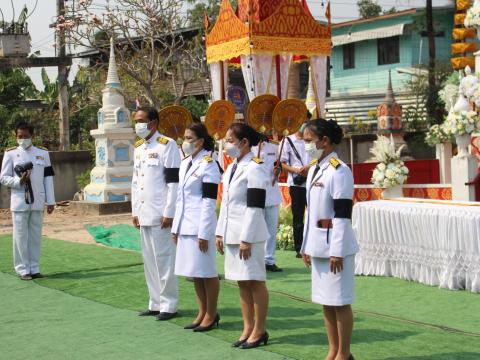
left=84, top=38, right=136, bottom=203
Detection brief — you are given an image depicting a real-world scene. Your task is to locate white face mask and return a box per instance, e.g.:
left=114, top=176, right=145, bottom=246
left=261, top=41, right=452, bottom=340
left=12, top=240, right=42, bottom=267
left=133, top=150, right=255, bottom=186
left=305, top=142, right=324, bottom=159
left=135, top=123, right=151, bottom=139
left=182, top=140, right=198, bottom=156
left=225, top=142, right=241, bottom=158
left=17, top=138, right=32, bottom=150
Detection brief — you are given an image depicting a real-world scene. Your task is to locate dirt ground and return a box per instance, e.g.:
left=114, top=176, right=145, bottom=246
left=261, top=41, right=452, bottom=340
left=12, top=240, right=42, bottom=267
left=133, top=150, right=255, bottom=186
left=0, top=206, right=132, bottom=244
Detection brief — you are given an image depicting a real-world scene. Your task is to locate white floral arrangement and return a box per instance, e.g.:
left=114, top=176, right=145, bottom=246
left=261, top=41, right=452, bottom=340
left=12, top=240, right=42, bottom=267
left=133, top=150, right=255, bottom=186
left=465, top=1, right=480, bottom=28
left=276, top=224, right=294, bottom=251
left=425, top=124, right=452, bottom=147
left=442, top=110, right=479, bottom=136
left=370, top=136, right=409, bottom=189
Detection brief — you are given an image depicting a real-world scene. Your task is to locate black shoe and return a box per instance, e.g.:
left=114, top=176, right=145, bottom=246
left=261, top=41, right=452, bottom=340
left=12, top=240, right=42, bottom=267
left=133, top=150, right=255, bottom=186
left=193, top=314, right=220, bottom=332
left=20, top=274, right=32, bottom=281
left=266, top=264, right=283, bottom=272
left=156, top=312, right=178, bottom=321
left=138, top=310, right=160, bottom=317
left=232, top=338, right=248, bottom=348
left=31, top=273, right=45, bottom=279
left=240, top=332, right=269, bottom=349
left=184, top=321, right=201, bottom=329
left=295, top=252, right=302, bottom=258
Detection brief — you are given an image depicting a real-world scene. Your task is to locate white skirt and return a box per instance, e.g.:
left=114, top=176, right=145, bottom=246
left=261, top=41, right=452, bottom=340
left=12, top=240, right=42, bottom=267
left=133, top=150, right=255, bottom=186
left=225, top=243, right=266, bottom=281
left=311, top=255, right=355, bottom=306
left=174, top=235, right=218, bottom=278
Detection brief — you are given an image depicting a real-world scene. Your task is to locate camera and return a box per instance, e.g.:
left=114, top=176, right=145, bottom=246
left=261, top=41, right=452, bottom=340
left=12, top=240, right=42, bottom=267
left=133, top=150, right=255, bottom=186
left=14, top=162, right=33, bottom=177
left=293, top=175, right=307, bottom=186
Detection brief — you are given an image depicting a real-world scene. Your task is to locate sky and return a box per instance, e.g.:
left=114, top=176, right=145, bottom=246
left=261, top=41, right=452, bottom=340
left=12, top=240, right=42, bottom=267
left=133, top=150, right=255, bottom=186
left=0, top=0, right=454, bottom=91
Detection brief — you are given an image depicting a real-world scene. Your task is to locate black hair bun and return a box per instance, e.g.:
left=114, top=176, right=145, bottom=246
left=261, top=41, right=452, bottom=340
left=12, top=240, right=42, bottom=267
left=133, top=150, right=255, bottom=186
left=328, top=119, right=343, bottom=144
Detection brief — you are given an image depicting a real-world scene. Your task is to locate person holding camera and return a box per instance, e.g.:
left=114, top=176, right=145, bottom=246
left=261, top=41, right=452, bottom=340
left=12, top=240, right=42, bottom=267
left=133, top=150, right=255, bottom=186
left=280, top=124, right=311, bottom=258
left=0, top=123, right=55, bottom=280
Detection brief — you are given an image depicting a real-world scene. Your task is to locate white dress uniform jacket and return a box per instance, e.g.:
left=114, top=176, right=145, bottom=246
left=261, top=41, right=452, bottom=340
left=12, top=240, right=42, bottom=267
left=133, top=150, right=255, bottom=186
left=280, top=134, right=309, bottom=188
left=132, top=131, right=181, bottom=225
left=301, top=152, right=359, bottom=259
left=172, top=149, right=220, bottom=241
left=252, top=141, right=282, bottom=207
left=0, top=145, right=55, bottom=210
left=216, top=152, right=269, bottom=245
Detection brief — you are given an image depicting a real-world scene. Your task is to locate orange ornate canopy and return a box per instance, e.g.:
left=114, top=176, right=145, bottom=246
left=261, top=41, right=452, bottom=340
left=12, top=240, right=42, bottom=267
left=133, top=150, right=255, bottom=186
left=205, top=0, right=332, bottom=64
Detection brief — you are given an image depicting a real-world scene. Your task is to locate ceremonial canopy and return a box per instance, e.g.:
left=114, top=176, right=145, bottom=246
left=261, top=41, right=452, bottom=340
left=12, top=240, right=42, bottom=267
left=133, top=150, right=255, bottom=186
left=205, top=0, right=332, bottom=114
left=205, top=0, right=331, bottom=63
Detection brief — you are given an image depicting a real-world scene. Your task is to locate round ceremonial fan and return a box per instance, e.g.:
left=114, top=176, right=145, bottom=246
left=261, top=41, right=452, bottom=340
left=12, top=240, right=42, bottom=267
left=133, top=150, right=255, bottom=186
left=204, top=100, right=236, bottom=140
left=272, top=99, right=307, bottom=136
left=247, top=94, right=280, bottom=134
left=158, top=105, right=192, bottom=144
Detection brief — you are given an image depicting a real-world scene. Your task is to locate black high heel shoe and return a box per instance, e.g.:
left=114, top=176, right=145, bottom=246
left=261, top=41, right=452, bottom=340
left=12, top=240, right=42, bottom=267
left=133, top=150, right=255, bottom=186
left=193, top=314, right=220, bottom=332
left=239, top=332, right=269, bottom=349
left=184, top=322, right=201, bottom=329
left=232, top=338, right=248, bottom=348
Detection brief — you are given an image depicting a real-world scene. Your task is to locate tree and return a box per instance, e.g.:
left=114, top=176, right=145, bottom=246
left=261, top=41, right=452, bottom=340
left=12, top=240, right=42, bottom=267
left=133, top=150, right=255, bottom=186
left=383, top=7, right=397, bottom=15
left=357, top=0, right=382, bottom=19
left=65, top=0, right=207, bottom=108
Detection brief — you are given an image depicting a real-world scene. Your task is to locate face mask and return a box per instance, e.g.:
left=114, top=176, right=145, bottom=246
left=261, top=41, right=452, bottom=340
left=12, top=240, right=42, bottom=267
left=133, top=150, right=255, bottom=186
left=17, top=138, right=32, bottom=150
left=182, top=140, right=198, bottom=156
left=305, top=142, right=324, bottom=159
left=225, top=142, right=241, bottom=158
left=135, top=122, right=151, bottom=139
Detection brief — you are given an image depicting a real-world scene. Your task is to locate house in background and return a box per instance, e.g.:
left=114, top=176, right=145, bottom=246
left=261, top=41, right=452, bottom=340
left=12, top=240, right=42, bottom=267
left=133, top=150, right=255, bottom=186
left=326, top=7, right=454, bottom=126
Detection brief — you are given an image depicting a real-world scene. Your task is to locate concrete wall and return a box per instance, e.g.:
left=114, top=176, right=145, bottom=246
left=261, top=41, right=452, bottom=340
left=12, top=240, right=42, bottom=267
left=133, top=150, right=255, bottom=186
left=0, top=151, right=92, bottom=209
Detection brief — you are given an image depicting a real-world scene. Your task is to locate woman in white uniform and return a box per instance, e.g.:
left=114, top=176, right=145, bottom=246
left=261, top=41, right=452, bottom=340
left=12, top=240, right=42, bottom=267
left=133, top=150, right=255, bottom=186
left=215, top=123, right=270, bottom=349
left=172, top=123, right=221, bottom=332
left=301, top=119, right=359, bottom=360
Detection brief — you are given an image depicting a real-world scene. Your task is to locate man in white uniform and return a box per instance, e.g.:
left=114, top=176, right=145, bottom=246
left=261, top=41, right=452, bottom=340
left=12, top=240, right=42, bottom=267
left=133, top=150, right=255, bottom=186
left=252, top=139, right=283, bottom=272
left=132, top=107, right=181, bottom=321
left=0, top=122, right=55, bottom=280
left=280, top=125, right=311, bottom=258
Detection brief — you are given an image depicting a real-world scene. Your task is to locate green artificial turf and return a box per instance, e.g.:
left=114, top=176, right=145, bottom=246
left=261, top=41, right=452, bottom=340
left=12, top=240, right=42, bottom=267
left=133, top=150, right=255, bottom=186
left=0, top=235, right=479, bottom=360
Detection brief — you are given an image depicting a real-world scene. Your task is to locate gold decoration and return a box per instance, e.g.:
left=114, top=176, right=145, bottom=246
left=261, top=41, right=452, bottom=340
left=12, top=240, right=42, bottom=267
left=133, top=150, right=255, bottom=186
left=158, top=105, right=193, bottom=143
left=247, top=94, right=281, bottom=133
left=272, top=99, right=307, bottom=136
left=205, top=100, right=236, bottom=140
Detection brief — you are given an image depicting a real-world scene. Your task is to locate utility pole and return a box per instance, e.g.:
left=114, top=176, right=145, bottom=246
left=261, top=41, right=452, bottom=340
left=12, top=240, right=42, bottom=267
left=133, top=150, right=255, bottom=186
left=426, top=0, right=438, bottom=124
left=57, top=0, right=70, bottom=150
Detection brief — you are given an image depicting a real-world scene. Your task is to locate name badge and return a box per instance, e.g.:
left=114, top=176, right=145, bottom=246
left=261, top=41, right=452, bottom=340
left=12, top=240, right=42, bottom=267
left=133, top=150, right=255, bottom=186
left=148, top=153, right=158, bottom=159
left=36, top=156, right=45, bottom=160
left=313, top=182, right=324, bottom=187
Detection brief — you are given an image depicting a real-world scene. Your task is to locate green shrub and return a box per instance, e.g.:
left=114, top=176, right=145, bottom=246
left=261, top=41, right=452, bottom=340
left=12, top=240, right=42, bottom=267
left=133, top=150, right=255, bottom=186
left=76, top=170, right=91, bottom=190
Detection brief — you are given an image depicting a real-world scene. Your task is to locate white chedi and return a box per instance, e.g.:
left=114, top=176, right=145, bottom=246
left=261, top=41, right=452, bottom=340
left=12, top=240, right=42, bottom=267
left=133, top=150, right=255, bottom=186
left=465, top=0, right=480, bottom=27
left=370, top=135, right=409, bottom=189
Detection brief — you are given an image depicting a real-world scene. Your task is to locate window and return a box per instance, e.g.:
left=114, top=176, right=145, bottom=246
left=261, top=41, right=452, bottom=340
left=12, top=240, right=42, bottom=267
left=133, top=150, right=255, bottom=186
left=343, top=43, right=355, bottom=69
left=378, top=36, right=400, bottom=65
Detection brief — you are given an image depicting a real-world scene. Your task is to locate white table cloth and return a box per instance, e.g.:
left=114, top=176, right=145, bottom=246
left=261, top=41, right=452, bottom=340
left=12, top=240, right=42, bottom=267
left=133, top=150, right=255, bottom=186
left=352, top=199, right=480, bottom=293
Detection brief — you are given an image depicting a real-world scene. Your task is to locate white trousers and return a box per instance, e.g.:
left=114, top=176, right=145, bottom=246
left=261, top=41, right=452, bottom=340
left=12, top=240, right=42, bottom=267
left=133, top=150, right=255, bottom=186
left=140, top=226, right=178, bottom=312
left=264, top=205, right=279, bottom=266
left=12, top=210, right=44, bottom=276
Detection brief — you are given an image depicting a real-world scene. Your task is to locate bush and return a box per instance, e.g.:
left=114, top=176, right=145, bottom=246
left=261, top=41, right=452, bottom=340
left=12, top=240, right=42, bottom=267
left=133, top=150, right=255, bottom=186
left=278, top=206, right=292, bottom=226
left=76, top=170, right=92, bottom=190
left=276, top=224, right=294, bottom=250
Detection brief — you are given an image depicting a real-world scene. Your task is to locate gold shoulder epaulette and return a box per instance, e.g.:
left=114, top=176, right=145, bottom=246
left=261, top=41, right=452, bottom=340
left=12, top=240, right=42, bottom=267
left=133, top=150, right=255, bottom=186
left=37, top=146, right=48, bottom=151
left=310, top=159, right=318, bottom=166
left=135, top=139, right=144, bottom=148
left=5, top=146, right=16, bottom=152
left=270, top=140, right=279, bottom=145
left=252, top=157, right=264, bottom=164
left=329, top=157, right=341, bottom=169
left=157, top=137, right=169, bottom=145
left=203, top=155, right=213, bottom=163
